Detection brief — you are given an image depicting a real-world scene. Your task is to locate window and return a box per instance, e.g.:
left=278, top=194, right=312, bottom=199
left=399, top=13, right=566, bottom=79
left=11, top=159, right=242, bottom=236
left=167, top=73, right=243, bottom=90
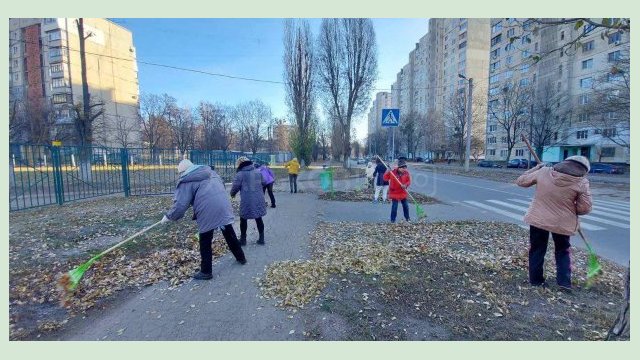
left=50, top=63, right=64, bottom=74
left=507, top=28, right=515, bottom=37
left=488, top=137, right=497, bottom=144
left=608, top=72, right=623, bottom=82
left=44, top=18, right=56, bottom=24
left=557, top=82, right=561, bottom=92
left=504, top=43, right=514, bottom=52
left=505, top=56, right=513, bottom=65
left=489, top=100, right=499, bottom=110
left=582, top=59, right=593, bottom=69
left=580, top=94, right=590, bottom=105
left=489, top=74, right=500, bottom=84
left=520, top=35, right=530, bottom=45
left=490, top=61, right=500, bottom=72
left=51, top=78, right=66, bottom=88
left=560, top=31, right=565, bottom=40
left=458, top=41, right=467, bottom=49
left=576, top=130, right=589, bottom=139
left=47, top=30, right=61, bottom=41
left=515, top=149, right=524, bottom=157
left=12, top=46, right=18, bottom=55
left=608, top=51, right=621, bottom=62
left=459, top=31, right=467, bottom=40
left=523, top=19, right=534, bottom=31
left=608, top=32, right=622, bottom=44
left=52, top=94, right=69, bottom=104
left=534, top=42, right=538, bottom=51
left=49, top=47, right=62, bottom=59
left=501, top=136, right=507, bottom=143
left=14, top=73, right=19, bottom=81
left=607, top=111, right=618, bottom=120
left=521, top=63, right=530, bottom=73
left=489, top=87, right=500, bottom=96
left=580, top=77, right=593, bottom=89
left=491, top=34, right=502, bottom=46
left=578, top=113, right=590, bottom=122
left=582, top=40, right=594, bottom=52
left=491, top=48, right=500, bottom=59
left=500, top=149, right=508, bottom=157
left=553, top=131, right=559, bottom=141
left=558, top=64, right=563, bottom=75
left=491, top=21, right=503, bottom=34
left=603, top=128, right=617, bottom=137
left=489, top=125, right=497, bottom=132
left=521, top=50, right=530, bottom=58
left=519, top=78, right=530, bottom=86
left=488, top=149, right=496, bottom=156
left=601, top=147, right=615, bottom=157
left=13, top=59, right=18, bottom=67
left=584, top=23, right=596, bottom=34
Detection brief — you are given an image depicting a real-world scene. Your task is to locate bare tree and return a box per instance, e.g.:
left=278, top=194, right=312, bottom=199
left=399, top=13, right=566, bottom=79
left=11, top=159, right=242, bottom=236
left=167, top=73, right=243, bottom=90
left=232, top=100, right=270, bottom=154
left=488, top=81, right=533, bottom=163
left=168, top=105, right=196, bottom=154
left=527, top=81, right=571, bottom=159
left=139, top=93, right=175, bottom=154
left=400, top=111, right=424, bottom=159
left=283, top=19, right=315, bottom=164
left=197, top=101, right=234, bottom=150
left=443, top=95, right=467, bottom=162
left=317, top=18, right=378, bottom=164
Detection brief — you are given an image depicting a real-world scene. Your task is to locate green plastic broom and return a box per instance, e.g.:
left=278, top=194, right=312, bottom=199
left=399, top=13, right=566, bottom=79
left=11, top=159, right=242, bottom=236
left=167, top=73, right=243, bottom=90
left=577, top=225, right=602, bottom=285
left=59, top=220, right=163, bottom=292
left=376, top=156, right=426, bottom=220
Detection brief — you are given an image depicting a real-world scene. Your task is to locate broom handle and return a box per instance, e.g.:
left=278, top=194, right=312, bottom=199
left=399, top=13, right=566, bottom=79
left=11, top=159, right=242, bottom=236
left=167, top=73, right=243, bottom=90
left=577, top=225, right=595, bottom=253
left=375, top=156, right=418, bottom=204
left=91, top=220, right=163, bottom=261
left=520, top=134, right=541, bottom=163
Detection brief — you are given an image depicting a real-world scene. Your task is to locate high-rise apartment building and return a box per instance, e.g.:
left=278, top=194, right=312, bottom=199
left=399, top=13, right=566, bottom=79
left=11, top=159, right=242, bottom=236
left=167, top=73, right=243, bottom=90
left=367, top=91, right=392, bottom=135
left=485, top=18, right=630, bottom=164
left=9, top=18, right=140, bottom=147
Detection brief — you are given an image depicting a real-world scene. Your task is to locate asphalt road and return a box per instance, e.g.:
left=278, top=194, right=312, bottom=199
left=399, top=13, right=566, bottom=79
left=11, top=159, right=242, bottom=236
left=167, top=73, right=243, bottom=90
left=407, top=166, right=630, bottom=266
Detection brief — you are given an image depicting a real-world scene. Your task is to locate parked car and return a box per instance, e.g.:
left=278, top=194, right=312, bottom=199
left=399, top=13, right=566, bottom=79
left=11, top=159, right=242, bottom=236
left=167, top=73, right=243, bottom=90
left=477, top=160, right=502, bottom=168
left=589, top=163, right=625, bottom=174
left=507, top=159, right=527, bottom=168
left=356, top=158, right=366, bottom=165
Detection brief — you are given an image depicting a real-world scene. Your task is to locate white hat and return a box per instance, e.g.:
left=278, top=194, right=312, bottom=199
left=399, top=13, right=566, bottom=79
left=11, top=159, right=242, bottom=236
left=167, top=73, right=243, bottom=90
left=177, top=159, right=194, bottom=173
left=565, top=155, right=590, bottom=172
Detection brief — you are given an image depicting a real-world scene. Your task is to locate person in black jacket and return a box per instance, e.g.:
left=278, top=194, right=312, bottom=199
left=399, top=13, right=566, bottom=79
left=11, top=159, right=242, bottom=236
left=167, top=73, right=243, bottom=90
left=372, top=157, right=389, bottom=203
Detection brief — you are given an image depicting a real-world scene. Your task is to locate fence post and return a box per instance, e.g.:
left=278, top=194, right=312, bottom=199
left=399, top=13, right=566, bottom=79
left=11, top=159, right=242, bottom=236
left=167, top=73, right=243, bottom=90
left=51, top=146, right=64, bottom=205
left=121, top=148, right=130, bottom=197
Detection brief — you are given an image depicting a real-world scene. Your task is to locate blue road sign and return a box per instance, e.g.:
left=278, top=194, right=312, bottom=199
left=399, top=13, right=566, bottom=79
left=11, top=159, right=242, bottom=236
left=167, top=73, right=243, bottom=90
left=381, top=108, right=400, bottom=127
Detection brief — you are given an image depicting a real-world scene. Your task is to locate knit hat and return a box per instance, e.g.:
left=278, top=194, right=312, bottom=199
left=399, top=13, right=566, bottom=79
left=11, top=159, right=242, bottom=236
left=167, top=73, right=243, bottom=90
left=236, top=156, right=252, bottom=170
left=397, top=159, right=407, bottom=168
left=177, top=159, right=193, bottom=173
left=565, top=155, right=590, bottom=172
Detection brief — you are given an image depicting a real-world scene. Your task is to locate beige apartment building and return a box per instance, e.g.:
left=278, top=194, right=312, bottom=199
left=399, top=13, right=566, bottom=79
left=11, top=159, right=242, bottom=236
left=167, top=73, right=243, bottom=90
left=485, top=18, right=630, bottom=164
left=9, top=18, right=140, bottom=148
left=367, top=91, right=392, bottom=135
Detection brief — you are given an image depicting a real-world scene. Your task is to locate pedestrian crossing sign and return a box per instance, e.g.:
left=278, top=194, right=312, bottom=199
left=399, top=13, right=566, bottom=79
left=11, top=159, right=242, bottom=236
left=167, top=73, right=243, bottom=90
left=381, top=109, right=400, bottom=127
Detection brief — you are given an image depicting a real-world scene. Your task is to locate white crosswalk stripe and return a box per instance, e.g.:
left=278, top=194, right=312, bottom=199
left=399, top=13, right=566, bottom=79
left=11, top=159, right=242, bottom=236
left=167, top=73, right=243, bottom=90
left=460, top=198, right=627, bottom=231
left=593, top=199, right=630, bottom=209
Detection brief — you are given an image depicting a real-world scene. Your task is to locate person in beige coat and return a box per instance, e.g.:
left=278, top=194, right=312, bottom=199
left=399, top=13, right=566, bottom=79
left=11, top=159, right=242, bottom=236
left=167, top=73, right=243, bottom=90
left=515, top=155, right=593, bottom=290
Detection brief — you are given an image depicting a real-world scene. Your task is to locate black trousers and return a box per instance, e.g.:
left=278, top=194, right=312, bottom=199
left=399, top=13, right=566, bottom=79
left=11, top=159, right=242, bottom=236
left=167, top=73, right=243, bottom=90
left=263, top=183, right=276, bottom=206
left=199, top=224, right=246, bottom=274
left=289, top=174, right=298, bottom=193
left=240, top=217, right=264, bottom=238
left=529, top=225, right=571, bottom=287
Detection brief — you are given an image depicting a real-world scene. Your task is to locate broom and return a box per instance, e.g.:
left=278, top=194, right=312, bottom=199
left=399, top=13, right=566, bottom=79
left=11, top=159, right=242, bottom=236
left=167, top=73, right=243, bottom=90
left=59, top=220, right=163, bottom=293
left=375, top=156, right=426, bottom=220
left=520, top=134, right=602, bottom=282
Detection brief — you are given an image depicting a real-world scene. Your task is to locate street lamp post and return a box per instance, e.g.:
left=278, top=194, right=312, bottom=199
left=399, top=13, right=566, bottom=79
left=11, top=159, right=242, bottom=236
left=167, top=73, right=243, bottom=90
left=459, top=74, right=473, bottom=171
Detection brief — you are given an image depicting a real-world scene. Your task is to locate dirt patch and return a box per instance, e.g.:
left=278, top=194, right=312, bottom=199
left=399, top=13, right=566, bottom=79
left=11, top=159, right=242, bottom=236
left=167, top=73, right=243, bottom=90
left=9, top=195, right=240, bottom=340
left=260, top=221, right=626, bottom=340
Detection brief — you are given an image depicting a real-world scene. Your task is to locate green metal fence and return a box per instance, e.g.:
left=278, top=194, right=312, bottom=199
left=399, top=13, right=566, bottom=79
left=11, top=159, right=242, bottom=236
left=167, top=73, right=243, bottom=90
left=9, top=143, right=291, bottom=211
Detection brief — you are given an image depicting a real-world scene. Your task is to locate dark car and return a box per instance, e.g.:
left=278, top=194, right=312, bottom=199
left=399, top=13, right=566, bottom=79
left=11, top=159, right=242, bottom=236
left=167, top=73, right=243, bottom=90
left=507, top=159, right=528, bottom=168
left=589, top=163, right=625, bottom=174
left=477, top=160, right=502, bottom=168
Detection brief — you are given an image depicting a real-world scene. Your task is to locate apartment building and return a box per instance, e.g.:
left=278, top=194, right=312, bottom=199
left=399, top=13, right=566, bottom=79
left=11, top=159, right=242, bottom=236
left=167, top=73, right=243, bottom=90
left=367, top=92, right=392, bottom=135
left=485, top=18, right=630, bottom=164
left=9, top=18, right=140, bottom=147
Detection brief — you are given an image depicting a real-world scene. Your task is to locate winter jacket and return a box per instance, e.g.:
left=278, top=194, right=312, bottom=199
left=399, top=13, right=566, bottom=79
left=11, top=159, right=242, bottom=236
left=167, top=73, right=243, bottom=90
left=165, top=166, right=234, bottom=233
left=383, top=169, right=411, bottom=201
left=231, top=164, right=267, bottom=219
left=258, top=165, right=275, bottom=185
left=373, top=163, right=390, bottom=186
left=516, top=164, right=592, bottom=236
left=284, top=159, right=300, bottom=175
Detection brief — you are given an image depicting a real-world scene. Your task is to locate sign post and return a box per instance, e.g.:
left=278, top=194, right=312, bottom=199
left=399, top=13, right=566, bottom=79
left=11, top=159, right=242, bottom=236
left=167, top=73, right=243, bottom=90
left=381, top=108, right=400, bottom=160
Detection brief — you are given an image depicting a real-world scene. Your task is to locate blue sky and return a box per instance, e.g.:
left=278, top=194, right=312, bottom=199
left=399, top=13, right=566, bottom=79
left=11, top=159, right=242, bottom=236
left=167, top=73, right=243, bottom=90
left=112, top=18, right=428, bottom=141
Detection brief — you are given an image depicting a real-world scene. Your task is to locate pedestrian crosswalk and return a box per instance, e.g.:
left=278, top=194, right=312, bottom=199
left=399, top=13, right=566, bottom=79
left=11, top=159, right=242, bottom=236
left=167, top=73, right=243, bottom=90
left=462, top=197, right=630, bottom=231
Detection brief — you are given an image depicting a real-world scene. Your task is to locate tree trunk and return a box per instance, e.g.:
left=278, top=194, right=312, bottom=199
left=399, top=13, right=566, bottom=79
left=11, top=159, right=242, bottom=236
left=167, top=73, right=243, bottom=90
left=606, top=264, right=630, bottom=340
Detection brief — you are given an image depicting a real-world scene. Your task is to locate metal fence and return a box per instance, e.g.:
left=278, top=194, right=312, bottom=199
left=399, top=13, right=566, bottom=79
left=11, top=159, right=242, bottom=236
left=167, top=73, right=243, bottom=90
left=9, top=143, right=291, bottom=211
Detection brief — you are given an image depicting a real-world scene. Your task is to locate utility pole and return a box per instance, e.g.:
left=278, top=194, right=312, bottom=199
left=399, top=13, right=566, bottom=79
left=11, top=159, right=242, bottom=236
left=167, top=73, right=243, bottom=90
left=460, top=76, right=473, bottom=171
left=528, top=102, right=534, bottom=169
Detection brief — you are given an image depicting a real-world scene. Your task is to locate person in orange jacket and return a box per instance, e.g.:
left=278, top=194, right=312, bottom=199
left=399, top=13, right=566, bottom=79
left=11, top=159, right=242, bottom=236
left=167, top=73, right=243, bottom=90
left=383, top=158, right=411, bottom=223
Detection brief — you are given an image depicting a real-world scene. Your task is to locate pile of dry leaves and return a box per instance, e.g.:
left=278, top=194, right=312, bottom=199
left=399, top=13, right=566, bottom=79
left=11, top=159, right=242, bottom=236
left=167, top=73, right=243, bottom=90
left=317, top=188, right=437, bottom=204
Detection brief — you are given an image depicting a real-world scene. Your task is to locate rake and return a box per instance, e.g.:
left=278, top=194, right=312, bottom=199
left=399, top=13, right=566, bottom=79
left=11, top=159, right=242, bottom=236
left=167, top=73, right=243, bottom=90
left=375, top=156, right=426, bottom=220
left=59, top=220, right=163, bottom=292
left=520, top=134, right=602, bottom=283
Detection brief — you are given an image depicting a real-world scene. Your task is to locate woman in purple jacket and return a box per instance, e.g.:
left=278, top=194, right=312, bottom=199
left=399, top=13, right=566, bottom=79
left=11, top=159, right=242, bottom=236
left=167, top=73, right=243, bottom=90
left=256, top=161, right=276, bottom=208
left=231, top=157, right=267, bottom=245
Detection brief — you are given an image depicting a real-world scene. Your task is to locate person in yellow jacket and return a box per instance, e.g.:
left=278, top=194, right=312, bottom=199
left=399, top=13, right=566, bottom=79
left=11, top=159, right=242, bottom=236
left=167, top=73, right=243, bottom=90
left=284, top=157, right=300, bottom=193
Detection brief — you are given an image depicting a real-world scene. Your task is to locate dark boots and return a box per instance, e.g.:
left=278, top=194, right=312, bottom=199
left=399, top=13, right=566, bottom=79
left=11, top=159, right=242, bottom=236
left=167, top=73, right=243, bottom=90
left=257, top=233, right=265, bottom=245
left=239, top=234, right=247, bottom=246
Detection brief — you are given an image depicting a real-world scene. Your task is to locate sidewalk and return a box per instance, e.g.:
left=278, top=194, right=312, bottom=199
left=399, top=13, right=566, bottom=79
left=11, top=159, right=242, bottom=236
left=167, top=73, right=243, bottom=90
left=52, top=193, right=322, bottom=340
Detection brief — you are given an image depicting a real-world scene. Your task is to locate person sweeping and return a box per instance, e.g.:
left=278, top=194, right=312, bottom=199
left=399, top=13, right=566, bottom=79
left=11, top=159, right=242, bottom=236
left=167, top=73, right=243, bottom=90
left=284, top=157, right=300, bottom=193
left=231, top=156, right=267, bottom=245
left=256, top=160, right=276, bottom=208
left=162, top=159, right=246, bottom=281
left=383, top=158, right=412, bottom=223
left=515, top=155, right=593, bottom=291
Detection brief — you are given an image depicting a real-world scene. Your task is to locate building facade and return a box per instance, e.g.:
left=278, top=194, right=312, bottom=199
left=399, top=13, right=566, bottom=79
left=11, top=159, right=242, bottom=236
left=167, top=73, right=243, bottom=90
left=9, top=18, right=140, bottom=147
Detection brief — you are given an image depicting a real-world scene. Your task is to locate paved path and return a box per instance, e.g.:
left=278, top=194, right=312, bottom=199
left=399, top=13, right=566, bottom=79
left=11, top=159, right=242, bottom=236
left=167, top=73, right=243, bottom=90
left=56, top=193, right=321, bottom=340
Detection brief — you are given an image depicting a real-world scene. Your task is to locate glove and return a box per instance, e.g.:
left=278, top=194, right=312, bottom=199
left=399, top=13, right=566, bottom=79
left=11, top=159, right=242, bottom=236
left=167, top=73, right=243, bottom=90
left=161, top=215, right=171, bottom=224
